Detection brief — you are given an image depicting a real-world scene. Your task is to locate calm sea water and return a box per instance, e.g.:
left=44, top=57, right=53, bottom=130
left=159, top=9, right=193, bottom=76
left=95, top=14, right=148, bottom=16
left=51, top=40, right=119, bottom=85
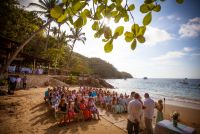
left=106, top=78, right=200, bottom=110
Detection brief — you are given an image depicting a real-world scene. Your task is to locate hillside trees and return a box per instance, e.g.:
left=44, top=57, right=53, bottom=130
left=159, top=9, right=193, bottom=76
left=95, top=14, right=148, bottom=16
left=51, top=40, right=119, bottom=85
left=0, top=0, right=184, bottom=74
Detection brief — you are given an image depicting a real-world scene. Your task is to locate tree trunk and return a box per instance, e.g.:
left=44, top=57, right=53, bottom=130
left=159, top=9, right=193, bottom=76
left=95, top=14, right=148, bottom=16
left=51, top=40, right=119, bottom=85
left=44, top=22, right=51, bottom=51
left=67, top=39, right=76, bottom=70
left=57, top=23, right=61, bottom=48
left=0, top=19, right=53, bottom=75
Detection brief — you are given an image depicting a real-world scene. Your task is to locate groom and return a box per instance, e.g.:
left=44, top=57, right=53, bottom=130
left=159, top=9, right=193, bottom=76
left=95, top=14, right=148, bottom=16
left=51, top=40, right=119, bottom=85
left=127, top=93, right=142, bottom=134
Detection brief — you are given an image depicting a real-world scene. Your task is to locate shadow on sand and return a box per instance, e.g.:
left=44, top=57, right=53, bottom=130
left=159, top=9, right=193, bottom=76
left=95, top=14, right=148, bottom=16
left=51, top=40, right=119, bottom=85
left=29, top=102, right=100, bottom=134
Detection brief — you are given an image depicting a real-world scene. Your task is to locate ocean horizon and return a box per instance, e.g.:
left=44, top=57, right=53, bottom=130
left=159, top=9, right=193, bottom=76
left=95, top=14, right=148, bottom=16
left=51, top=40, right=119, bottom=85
left=105, top=78, right=200, bottom=110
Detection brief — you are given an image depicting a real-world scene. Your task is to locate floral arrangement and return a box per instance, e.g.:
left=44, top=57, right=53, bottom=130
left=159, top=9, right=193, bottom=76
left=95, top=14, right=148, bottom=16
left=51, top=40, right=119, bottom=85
left=171, top=111, right=180, bottom=127
left=171, top=111, right=180, bottom=120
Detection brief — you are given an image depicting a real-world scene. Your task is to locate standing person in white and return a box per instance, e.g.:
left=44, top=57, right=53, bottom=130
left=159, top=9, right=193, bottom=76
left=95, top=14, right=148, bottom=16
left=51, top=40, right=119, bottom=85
left=127, top=93, right=142, bottom=134
left=143, top=93, right=155, bottom=134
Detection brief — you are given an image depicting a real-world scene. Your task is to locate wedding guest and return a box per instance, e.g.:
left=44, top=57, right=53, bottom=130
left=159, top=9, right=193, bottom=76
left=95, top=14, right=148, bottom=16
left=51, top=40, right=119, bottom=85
left=22, top=74, right=27, bottom=89
left=16, top=76, right=21, bottom=89
left=57, top=98, right=68, bottom=126
left=127, top=91, right=135, bottom=104
left=8, top=75, right=17, bottom=95
left=88, top=97, right=100, bottom=120
left=127, top=93, right=142, bottom=134
left=44, top=88, right=50, bottom=102
left=143, top=93, right=155, bottom=134
left=80, top=99, right=92, bottom=120
left=68, top=100, right=76, bottom=122
left=155, top=99, right=164, bottom=123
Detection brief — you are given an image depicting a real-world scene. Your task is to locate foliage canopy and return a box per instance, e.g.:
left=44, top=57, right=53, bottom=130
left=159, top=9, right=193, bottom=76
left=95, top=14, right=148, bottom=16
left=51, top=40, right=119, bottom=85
left=47, top=0, right=184, bottom=52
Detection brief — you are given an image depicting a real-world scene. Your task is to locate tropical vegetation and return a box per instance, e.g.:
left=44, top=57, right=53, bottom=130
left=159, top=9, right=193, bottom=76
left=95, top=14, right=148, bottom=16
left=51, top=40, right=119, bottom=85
left=0, top=0, right=184, bottom=75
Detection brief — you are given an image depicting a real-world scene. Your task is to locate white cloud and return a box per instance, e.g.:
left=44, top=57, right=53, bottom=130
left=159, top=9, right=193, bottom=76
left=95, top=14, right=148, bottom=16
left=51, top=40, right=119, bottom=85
left=167, top=15, right=175, bottom=20
left=159, top=15, right=181, bottom=21
left=152, top=47, right=195, bottom=61
left=183, top=47, right=193, bottom=52
left=144, top=26, right=173, bottom=46
left=179, top=17, right=200, bottom=38
left=152, top=51, right=185, bottom=61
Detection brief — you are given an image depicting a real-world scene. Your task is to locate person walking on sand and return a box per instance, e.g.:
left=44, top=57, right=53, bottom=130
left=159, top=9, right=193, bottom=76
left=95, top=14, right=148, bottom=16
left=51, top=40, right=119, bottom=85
left=127, top=93, right=142, bottom=134
left=143, top=93, right=155, bottom=134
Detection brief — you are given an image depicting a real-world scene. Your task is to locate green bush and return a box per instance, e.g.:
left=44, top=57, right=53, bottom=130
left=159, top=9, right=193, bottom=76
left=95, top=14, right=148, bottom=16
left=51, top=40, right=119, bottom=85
left=0, top=79, right=7, bottom=86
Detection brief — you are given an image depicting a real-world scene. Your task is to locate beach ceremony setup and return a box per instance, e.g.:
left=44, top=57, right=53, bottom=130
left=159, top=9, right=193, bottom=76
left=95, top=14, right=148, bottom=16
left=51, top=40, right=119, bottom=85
left=0, top=0, right=200, bottom=134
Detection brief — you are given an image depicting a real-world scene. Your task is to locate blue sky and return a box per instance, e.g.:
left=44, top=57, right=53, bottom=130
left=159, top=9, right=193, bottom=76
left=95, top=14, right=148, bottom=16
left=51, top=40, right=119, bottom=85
left=23, top=0, right=200, bottom=78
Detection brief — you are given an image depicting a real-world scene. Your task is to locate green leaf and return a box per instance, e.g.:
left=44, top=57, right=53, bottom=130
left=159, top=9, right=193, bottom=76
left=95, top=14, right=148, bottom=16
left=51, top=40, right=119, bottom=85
left=104, top=27, right=112, bottom=39
left=94, top=11, right=102, bottom=20
left=124, top=32, right=134, bottom=42
left=97, top=5, right=104, bottom=13
left=137, top=26, right=146, bottom=36
left=144, top=0, right=155, bottom=4
left=68, top=16, right=73, bottom=25
left=176, top=0, right=184, bottom=4
left=104, top=40, right=113, bottom=53
left=73, top=17, right=83, bottom=28
left=131, top=24, right=139, bottom=36
left=137, top=36, right=145, bottom=43
left=143, top=12, right=152, bottom=26
left=140, top=4, right=149, bottom=13
left=83, top=9, right=91, bottom=17
left=57, top=10, right=68, bottom=23
left=50, top=6, right=63, bottom=19
left=114, top=26, right=124, bottom=37
left=115, top=0, right=122, bottom=5
left=94, top=28, right=104, bottom=38
left=73, top=1, right=86, bottom=11
left=114, top=14, right=121, bottom=23
left=103, top=0, right=108, bottom=4
left=62, top=0, right=67, bottom=3
left=128, top=4, right=135, bottom=11
left=102, top=38, right=109, bottom=42
left=124, top=13, right=129, bottom=22
left=153, top=5, right=161, bottom=12
left=111, top=11, right=118, bottom=17
left=147, top=3, right=155, bottom=10
left=131, top=39, right=137, bottom=50
left=92, top=21, right=99, bottom=31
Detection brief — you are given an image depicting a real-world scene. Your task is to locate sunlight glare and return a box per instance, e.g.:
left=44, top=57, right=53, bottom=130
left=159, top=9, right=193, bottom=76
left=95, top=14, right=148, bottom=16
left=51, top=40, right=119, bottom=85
left=103, top=17, right=110, bottom=26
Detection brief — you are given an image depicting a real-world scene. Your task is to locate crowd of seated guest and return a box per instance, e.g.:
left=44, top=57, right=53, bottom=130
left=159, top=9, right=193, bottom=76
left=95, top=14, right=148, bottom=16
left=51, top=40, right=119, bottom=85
left=44, top=86, right=131, bottom=126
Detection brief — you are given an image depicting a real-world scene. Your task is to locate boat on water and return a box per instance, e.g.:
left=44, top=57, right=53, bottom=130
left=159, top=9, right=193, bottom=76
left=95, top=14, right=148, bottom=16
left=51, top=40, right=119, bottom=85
left=143, top=77, right=148, bottom=80
left=180, top=78, right=188, bottom=84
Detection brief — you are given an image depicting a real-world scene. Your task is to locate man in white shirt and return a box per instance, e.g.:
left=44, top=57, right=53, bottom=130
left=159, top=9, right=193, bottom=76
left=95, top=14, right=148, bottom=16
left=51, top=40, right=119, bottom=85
left=143, top=93, right=155, bottom=134
left=127, top=93, right=142, bottom=134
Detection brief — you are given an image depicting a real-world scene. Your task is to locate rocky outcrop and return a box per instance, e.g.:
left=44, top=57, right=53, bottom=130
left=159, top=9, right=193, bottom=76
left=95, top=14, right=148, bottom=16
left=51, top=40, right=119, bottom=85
left=83, top=77, right=114, bottom=88
left=26, top=75, right=68, bottom=88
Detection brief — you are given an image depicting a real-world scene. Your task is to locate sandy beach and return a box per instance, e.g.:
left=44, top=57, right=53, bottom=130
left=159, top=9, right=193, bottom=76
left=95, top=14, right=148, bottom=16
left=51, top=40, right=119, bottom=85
left=0, top=87, right=199, bottom=134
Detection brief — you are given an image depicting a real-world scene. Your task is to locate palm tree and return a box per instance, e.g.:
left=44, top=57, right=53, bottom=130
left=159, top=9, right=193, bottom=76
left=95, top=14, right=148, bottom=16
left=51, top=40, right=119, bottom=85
left=0, top=0, right=58, bottom=74
left=29, top=0, right=58, bottom=51
left=51, top=26, right=59, bottom=37
left=66, top=28, right=86, bottom=69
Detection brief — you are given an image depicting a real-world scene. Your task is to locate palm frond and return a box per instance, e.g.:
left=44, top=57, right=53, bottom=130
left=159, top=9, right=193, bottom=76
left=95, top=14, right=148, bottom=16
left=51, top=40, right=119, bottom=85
left=28, top=3, right=47, bottom=10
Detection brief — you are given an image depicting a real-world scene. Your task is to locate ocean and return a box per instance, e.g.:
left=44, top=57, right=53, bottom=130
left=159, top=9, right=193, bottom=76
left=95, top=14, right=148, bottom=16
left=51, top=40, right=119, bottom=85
left=105, top=78, right=200, bottom=110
